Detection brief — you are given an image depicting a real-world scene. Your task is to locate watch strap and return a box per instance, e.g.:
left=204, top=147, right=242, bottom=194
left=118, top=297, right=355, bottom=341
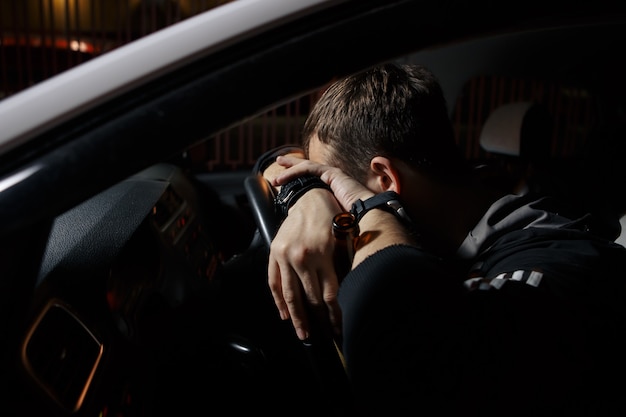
left=350, top=191, right=412, bottom=226
left=274, top=175, right=331, bottom=217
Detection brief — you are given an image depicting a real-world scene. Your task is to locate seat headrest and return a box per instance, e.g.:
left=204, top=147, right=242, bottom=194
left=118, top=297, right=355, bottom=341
left=479, top=101, right=551, bottom=160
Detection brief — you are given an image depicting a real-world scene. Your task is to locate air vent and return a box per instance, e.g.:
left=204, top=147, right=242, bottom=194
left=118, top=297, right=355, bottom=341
left=21, top=299, right=103, bottom=412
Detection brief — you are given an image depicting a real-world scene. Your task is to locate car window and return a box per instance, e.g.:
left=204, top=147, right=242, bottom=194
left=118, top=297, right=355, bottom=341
left=0, top=0, right=318, bottom=171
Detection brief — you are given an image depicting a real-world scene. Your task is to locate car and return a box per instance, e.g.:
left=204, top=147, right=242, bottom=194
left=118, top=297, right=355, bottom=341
left=1, top=0, right=626, bottom=415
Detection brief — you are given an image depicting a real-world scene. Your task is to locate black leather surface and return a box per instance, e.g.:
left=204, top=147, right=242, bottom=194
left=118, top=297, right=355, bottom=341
left=37, top=178, right=168, bottom=285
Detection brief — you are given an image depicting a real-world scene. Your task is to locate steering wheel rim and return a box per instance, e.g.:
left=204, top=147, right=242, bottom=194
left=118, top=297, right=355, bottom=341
left=244, top=174, right=280, bottom=248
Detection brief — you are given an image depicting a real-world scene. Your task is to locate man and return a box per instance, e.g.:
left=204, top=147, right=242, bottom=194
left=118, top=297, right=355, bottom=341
left=260, top=63, right=626, bottom=414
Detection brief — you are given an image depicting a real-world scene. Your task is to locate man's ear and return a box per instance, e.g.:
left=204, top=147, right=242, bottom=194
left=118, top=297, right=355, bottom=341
left=369, top=156, right=402, bottom=194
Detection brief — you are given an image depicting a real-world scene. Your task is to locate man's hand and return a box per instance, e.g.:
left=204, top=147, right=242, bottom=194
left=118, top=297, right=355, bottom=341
left=267, top=154, right=370, bottom=341
left=261, top=149, right=305, bottom=184
left=268, top=188, right=343, bottom=341
left=262, top=153, right=343, bottom=341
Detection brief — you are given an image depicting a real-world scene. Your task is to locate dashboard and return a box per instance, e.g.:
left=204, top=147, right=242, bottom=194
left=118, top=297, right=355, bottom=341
left=11, top=163, right=327, bottom=416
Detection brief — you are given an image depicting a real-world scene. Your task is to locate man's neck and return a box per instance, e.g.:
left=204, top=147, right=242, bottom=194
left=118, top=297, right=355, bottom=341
left=412, top=179, right=504, bottom=257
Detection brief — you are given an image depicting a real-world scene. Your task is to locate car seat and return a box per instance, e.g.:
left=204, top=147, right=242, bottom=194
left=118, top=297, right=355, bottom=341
left=478, top=101, right=553, bottom=194
left=479, top=100, right=624, bottom=241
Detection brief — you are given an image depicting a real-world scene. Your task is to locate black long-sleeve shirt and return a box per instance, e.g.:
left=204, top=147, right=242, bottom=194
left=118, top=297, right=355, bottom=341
left=338, top=193, right=626, bottom=415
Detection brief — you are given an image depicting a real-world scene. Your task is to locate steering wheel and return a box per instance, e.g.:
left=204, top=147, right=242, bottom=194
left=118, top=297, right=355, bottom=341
left=243, top=173, right=353, bottom=414
left=243, top=174, right=280, bottom=249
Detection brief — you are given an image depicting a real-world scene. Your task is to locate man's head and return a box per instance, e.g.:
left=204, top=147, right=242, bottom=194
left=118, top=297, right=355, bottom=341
left=302, top=63, right=469, bottom=185
left=303, top=63, right=495, bottom=254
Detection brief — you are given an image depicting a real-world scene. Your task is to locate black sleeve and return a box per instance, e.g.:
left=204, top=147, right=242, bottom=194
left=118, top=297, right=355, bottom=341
left=338, top=244, right=467, bottom=414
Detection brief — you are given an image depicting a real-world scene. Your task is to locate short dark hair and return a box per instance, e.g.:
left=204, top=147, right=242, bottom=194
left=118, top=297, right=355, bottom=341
left=302, top=63, right=469, bottom=183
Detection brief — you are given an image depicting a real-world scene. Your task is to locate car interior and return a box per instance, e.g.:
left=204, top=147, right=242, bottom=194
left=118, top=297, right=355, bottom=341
left=2, top=3, right=626, bottom=416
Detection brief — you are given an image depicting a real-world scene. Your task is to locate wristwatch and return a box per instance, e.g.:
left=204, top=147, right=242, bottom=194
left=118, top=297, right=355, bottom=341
left=350, top=191, right=413, bottom=227
left=274, top=175, right=331, bottom=217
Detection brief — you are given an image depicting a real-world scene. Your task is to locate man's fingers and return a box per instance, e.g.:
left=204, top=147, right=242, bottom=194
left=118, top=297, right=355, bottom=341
left=273, top=157, right=327, bottom=185
left=267, top=255, right=289, bottom=320
left=269, top=255, right=314, bottom=341
left=281, top=270, right=310, bottom=341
